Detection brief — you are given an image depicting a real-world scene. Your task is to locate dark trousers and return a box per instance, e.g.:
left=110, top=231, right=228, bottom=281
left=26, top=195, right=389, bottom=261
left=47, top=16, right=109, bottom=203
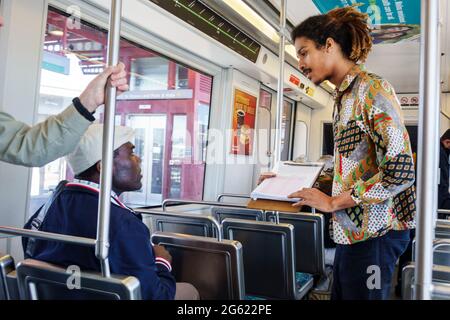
left=395, top=229, right=415, bottom=296
left=331, top=230, right=411, bottom=300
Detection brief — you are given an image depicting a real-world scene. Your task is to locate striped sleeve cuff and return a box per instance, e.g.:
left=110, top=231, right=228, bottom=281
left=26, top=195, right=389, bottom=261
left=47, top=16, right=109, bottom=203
left=155, top=257, right=172, bottom=272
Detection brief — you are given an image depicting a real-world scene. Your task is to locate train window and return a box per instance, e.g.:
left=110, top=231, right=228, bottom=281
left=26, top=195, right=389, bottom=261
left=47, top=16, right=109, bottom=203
left=280, top=99, right=294, bottom=161
left=322, top=122, right=334, bottom=156
left=293, top=121, right=308, bottom=161
left=29, top=7, right=212, bottom=213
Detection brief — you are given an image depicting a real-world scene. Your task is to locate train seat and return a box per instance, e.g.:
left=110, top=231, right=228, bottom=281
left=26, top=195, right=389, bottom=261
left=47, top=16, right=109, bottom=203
left=436, top=220, right=450, bottom=239
left=0, top=253, right=19, bottom=300
left=413, top=239, right=450, bottom=266
left=137, top=209, right=219, bottom=238
left=151, top=231, right=245, bottom=300
left=222, top=219, right=313, bottom=300
left=402, top=263, right=450, bottom=299
left=211, top=206, right=265, bottom=223
left=266, top=211, right=326, bottom=276
left=15, top=259, right=141, bottom=300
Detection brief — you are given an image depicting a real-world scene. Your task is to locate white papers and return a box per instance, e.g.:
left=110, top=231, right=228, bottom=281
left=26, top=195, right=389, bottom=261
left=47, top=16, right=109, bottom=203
left=250, top=161, right=324, bottom=202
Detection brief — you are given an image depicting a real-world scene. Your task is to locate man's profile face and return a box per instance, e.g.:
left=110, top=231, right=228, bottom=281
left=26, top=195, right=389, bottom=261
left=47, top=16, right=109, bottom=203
left=294, top=36, right=333, bottom=86
left=0, top=15, right=4, bottom=28
left=112, top=142, right=143, bottom=193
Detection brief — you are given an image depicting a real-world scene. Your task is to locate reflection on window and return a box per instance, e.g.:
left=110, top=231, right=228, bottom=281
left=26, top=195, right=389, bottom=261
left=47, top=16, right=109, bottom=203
left=196, top=104, right=210, bottom=163
left=171, top=115, right=187, bottom=160
left=280, top=100, right=294, bottom=161
left=293, top=121, right=308, bottom=161
left=176, top=65, right=189, bottom=89
left=29, top=7, right=213, bottom=215
left=130, top=57, right=169, bottom=91
left=322, top=123, right=334, bottom=156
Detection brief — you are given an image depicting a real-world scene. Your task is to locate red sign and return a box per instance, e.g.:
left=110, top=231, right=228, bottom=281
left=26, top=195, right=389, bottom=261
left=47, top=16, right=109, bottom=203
left=231, top=89, right=257, bottom=156
left=289, top=74, right=300, bottom=86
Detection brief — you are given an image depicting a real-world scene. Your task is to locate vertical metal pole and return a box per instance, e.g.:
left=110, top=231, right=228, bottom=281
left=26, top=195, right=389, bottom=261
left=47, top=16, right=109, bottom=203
left=415, top=0, right=440, bottom=300
left=95, top=0, right=122, bottom=278
left=273, top=0, right=287, bottom=167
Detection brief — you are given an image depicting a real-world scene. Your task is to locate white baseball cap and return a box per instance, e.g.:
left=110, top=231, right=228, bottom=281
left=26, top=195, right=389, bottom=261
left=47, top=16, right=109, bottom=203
left=67, top=124, right=135, bottom=175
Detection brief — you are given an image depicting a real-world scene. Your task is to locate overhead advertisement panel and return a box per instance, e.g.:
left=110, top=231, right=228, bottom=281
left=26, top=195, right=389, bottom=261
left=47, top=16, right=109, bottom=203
left=312, top=0, right=421, bottom=44
left=149, top=0, right=261, bottom=62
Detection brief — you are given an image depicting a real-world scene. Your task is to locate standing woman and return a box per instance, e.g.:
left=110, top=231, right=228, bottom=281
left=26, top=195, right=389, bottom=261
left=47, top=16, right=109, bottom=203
left=288, top=7, right=416, bottom=300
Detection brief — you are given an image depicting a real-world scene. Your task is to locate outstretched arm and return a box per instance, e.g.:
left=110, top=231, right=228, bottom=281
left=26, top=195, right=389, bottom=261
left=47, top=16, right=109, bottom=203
left=0, top=63, right=129, bottom=167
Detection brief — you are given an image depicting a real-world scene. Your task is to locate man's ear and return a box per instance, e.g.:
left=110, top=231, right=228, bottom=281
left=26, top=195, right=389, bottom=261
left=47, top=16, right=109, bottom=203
left=325, top=37, right=335, bottom=53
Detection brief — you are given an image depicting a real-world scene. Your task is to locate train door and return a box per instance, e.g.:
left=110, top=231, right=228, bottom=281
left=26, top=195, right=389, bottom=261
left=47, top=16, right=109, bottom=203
left=254, top=87, right=296, bottom=185
left=125, top=115, right=167, bottom=206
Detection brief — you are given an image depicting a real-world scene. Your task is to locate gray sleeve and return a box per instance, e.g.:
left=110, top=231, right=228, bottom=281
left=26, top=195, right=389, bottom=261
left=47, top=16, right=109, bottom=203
left=0, top=104, right=91, bottom=167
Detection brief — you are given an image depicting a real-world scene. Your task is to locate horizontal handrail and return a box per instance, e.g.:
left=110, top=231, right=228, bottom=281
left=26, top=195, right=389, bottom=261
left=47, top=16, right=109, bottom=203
left=217, top=193, right=250, bottom=202
left=162, top=199, right=246, bottom=211
left=0, top=226, right=95, bottom=247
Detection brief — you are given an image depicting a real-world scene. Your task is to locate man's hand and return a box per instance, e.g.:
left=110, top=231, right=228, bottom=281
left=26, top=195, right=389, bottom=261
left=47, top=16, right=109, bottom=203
left=288, top=189, right=356, bottom=213
left=153, top=245, right=172, bottom=264
left=288, top=188, right=335, bottom=212
left=257, top=172, right=277, bottom=185
left=79, top=62, right=129, bottom=113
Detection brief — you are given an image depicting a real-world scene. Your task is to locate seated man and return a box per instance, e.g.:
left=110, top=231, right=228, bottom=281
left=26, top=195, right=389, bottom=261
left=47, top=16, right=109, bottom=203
left=23, top=124, right=198, bottom=300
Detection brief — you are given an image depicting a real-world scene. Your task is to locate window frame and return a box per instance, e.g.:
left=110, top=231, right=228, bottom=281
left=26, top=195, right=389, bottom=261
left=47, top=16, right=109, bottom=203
left=35, top=0, right=226, bottom=202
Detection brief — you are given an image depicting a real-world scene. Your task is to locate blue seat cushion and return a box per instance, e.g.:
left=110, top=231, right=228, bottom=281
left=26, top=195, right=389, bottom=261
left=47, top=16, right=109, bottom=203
left=296, top=272, right=314, bottom=293
left=245, top=295, right=266, bottom=300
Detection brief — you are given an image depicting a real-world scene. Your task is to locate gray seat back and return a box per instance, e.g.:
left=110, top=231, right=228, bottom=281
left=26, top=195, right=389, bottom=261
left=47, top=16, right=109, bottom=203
left=436, top=220, right=450, bottom=239
left=1, top=253, right=18, bottom=300
left=151, top=231, right=245, bottom=300
left=402, top=263, right=450, bottom=299
left=266, top=211, right=325, bottom=276
left=137, top=210, right=219, bottom=238
left=16, top=259, right=141, bottom=300
left=412, top=239, right=450, bottom=266
left=211, top=206, right=265, bottom=223
left=222, top=218, right=297, bottom=299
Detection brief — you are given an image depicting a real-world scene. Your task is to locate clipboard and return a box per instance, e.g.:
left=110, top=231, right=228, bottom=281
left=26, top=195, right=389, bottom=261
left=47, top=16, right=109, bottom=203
left=247, top=199, right=301, bottom=213
left=248, top=161, right=324, bottom=212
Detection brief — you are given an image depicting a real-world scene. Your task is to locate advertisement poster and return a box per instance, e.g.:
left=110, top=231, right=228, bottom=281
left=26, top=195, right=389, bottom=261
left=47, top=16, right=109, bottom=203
left=231, top=88, right=257, bottom=156
left=312, top=0, right=421, bottom=44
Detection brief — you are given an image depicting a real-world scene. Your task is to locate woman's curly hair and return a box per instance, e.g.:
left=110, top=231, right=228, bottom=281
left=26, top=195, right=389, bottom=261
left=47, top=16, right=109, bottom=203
left=291, top=6, right=373, bottom=63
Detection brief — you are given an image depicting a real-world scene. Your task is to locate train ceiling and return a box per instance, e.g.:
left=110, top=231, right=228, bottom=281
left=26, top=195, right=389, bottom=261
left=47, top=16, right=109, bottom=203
left=268, top=0, right=450, bottom=93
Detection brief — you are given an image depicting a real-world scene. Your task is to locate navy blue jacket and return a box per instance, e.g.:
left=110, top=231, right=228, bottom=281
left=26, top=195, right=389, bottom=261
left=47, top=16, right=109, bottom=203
left=439, top=143, right=450, bottom=209
left=23, top=184, right=176, bottom=300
